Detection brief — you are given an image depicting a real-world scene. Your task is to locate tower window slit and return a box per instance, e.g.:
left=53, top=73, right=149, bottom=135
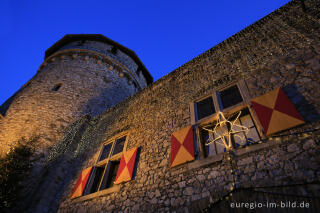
left=52, top=83, right=62, bottom=91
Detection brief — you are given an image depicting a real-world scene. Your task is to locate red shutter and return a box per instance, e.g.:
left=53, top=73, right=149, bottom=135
left=70, top=167, right=92, bottom=199
left=114, top=147, right=139, bottom=184
left=251, top=88, right=304, bottom=135
left=171, top=126, right=195, bottom=167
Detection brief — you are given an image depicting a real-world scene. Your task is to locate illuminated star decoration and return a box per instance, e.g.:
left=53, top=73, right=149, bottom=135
left=202, top=111, right=249, bottom=150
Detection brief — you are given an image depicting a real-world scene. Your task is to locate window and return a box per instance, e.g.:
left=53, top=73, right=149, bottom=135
left=52, top=83, right=62, bottom=91
left=193, top=81, right=262, bottom=158
left=83, top=134, right=128, bottom=195
left=110, top=46, right=118, bottom=55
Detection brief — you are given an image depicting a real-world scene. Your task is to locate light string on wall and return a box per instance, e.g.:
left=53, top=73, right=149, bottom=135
left=202, top=111, right=250, bottom=195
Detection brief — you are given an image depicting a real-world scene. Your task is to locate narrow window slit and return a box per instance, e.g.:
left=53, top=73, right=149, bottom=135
left=52, top=83, right=62, bottom=91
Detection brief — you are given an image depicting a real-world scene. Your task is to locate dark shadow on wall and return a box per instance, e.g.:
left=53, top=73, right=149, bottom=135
left=131, top=146, right=141, bottom=181
left=283, top=84, right=320, bottom=122
left=18, top=115, right=92, bottom=213
left=81, top=84, right=132, bottom=117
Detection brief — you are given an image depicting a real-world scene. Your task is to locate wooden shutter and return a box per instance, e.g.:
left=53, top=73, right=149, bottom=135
left=251, top=88, right=304, bottom=136
left=171, top=126, right=195, bottom=167
left=114, top=147, right=139, bottom=184
left=70, top=167, right=92, bottom=199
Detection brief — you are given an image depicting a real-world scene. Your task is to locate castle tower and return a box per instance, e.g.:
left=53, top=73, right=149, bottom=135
left=0, top=34, right=153, bottom=156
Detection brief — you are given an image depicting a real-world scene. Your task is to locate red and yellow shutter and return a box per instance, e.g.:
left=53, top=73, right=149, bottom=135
left=171, top=126, right=195, bottom=167
left=251, top=88, right=304, bottom=136
left=70, top=167, right=92, bottom=199
left=114, top=147, right=139, bottom=184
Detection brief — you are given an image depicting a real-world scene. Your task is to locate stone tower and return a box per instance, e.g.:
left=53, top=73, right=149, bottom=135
left=0, top=34, right=153, bottom=156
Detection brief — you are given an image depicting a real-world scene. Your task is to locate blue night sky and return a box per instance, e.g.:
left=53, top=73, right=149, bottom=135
left=0, top=0, right=291, bottom=105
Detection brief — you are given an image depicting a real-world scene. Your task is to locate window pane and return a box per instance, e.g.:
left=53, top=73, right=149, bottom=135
left=218, top=85, right=243, bottom=109
left=196, top=97, right=215, bottom=120
left=106, top=161, right=120, bottom=188
left=231, top=109, right=260, bottom=146
left=98, top=143, right=112, bottom=161
left=112, top=136, right=126, bottom=156
left=233, top=119, right=243, bottom=131
left=89, top=167, right=105, bottom=193
left=234, top=132, right=246, bottom=146
left=247, top=128, right=260, bottom=143
left=206, top=132, right=217, bottom=157
left=215, top=139, right=226, bottom=154
left=100, top=161, right=120, bottom=190
left=201, top=124, right=228, bottom=157
left=207, top=143, right=216, bottom=156
left=240, top=114, right=254, bottom=127
left=213, top=127, right=227, bottom=154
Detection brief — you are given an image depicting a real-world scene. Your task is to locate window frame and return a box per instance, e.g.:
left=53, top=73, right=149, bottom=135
left=83, top=131, right=129, bottom=196
left=190, top=79, right=265, bottom=159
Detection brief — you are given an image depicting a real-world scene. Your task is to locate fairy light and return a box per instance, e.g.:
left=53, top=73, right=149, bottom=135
left=203, top=111, right=249, bottom=150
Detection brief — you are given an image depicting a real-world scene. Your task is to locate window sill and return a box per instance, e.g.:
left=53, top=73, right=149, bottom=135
left=187, top=139, right=281, bottom=170
left=71, top=185, right=120, bottom=203
left=187, top=153, right=224, bottom=170
left=234, top=139, right=281, bottom=156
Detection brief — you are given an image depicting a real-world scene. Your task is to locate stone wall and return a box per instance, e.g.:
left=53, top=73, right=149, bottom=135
left=54, top=0, right=320, bottom=212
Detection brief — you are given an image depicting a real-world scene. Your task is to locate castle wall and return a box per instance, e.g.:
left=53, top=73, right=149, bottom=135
left=0, top=41, right=147, bottom=157
left=51, top=1, right=320, bottom=212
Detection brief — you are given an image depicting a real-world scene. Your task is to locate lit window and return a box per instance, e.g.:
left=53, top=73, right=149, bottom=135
left=193, top=82, right=261, bottom=158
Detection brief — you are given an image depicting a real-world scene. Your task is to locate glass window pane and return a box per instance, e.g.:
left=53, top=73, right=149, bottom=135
left=234, top=132, right=246, bottom=146
left=112, top=136, right=126, bottom=156
left=89, top=167, right=105, bottom=193
left=205, top=132, right=216, bottom=157
left=196, top=97, right=215, bottom=120
left=240, top=114, right=254, bottom=127
left=214, top=125, right=226, bottom=136
left=219, top=85, right=243, bottom=109
left=100, top=161, right=120, bottom=190
left=247, top=128, right=260, bottom=143
left=233, top=119, right=244, bottom=132
left=215, top=139, right=226, bottom=154
left=207, top=142, right=216, bottom=157
left=107, top=161, right=120, bottom=187
left=98, top=143, right=112, bottom=161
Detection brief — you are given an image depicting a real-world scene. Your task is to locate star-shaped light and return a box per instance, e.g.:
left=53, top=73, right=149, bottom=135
left=202, top=111, right=249, bottom=150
